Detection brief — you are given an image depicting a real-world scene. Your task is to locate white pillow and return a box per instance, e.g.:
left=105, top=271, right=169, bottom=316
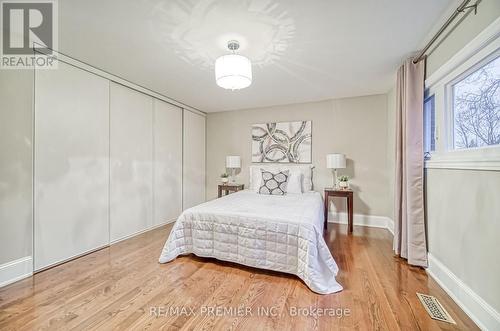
left=249, top=164, right=313, bottom=192
left=249, top=166, right=264, bottom=191
left=288, top=165, right=313, bottom=191
left=287, top=170, right=303, bottom=194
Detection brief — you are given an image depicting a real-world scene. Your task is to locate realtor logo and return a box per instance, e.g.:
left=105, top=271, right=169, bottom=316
left=1, top=0, right=57, bottom=69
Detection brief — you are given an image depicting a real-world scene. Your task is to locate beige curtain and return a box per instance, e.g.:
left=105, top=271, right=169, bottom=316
left=393, top=57, right=428, bottom=267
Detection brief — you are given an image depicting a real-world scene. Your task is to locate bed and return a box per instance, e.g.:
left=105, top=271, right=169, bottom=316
left=158, top=189, right=343, bottom=294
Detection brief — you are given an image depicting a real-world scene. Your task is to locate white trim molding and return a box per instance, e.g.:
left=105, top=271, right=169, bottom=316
left=425, top=158, right=500, bottom=171
left=0, top=256, right=33, bottom=288
left=427, top=253, right=500, bottom=331
left=0, top=219, right=177, bottom=287
left=425, top=16, right=500, bottom=88
left=328, top=212, right=394, bottom=234
left=110, top=218, right=176, bottom=245
left=386, top=218, right=394, bottom=235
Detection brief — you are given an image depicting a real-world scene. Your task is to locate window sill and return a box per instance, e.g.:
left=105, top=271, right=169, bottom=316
left=425, top=158, right=500, bottom=171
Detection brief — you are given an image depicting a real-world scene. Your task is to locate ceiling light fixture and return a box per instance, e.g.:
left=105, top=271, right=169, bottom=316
left=215, top=40, right=252, bottom=90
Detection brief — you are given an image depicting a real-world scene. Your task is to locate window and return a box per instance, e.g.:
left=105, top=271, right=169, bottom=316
left=423, top=93, right=436, bottom=158
left=452, top=55, right=500, bottom=150
left=424, top=21, right=500, bottom=170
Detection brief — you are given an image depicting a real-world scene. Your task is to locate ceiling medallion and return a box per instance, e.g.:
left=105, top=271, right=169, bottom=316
left=150, top=0, right=295, bottom=69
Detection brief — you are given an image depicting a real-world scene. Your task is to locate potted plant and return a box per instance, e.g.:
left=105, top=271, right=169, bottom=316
left=220, top=173, right=229, bottom=184
left=338, top=175, right=349, bottom=189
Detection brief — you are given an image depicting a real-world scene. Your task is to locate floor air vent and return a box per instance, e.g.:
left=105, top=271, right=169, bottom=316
left=417, top=293, right=456, bottom=324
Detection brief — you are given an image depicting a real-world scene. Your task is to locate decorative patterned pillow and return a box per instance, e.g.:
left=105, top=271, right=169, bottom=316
left=249, top=165, right=313, bottom=192
left=258, top=169, right=290, bottom=195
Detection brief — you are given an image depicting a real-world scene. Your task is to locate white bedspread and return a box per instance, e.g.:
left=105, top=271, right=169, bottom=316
left=159, top=190, right=343, bottom=294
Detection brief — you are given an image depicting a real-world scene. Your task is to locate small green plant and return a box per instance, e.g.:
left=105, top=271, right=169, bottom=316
left=220, top=173, right=229, bottom=178
left=338, top=175, right=349, bottom=182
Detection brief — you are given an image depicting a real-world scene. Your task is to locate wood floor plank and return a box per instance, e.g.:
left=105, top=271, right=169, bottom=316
left=0, top=223, right=479, bottom=330
left=0, top=237, right=167, bottom=330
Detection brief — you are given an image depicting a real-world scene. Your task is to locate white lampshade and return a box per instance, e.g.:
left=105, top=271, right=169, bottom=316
left=326, top=153, right=346, bottom=169
left=215, top=54, right=252, bottom=90
left=226, top=156, right=241, bottom=168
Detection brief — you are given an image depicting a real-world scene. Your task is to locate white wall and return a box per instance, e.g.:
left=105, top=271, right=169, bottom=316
left=425, top=0, right=500, bottom=77
left=206, top=95, right=391, bottom=219
left=386, top=2, right=500, bottom=328
left=0, top=71, right=32, bottom=266
left=386, top=87, right=396, bottom=222
left=426, top=170, right=500, bottom=308
left=424, top=3, right=500, bottom=327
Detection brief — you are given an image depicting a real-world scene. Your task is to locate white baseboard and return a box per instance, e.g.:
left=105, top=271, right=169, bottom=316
left=0, top=256, right=33, bottom=288
left=427, top=253, right=500, bottom=331
left=328, top=212, right=394, bottom=234
left=386, top=218, right=394, bottom=235
left=0, top=219, right=177, bottom=288
left=110, top=218, right=176, bottom=244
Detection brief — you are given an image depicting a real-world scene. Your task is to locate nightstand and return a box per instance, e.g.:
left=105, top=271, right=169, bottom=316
left=324, top=188, right=354, bottom=233
left=218, top=184, right=245, bottom=198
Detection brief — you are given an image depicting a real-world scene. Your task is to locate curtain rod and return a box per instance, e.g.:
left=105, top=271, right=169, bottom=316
left=413, top=0, right=479, bottom=64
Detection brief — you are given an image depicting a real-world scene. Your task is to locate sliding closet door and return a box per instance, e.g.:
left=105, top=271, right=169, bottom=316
left=183, top=110, right=206, bottom=209
left=34, top=62, right=110, bottom=271
left=153, top=100, right=182, bottom=225
left=110, top=83, right=153, bottom=241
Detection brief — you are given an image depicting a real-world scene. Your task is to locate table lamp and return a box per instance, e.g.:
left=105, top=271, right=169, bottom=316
left=326, top=153, right=346, bottom=188
left=226, top=156, right=241, bottom=184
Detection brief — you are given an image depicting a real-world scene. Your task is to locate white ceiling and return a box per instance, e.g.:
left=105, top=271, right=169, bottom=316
left=59, top=0, right=453, bottom=112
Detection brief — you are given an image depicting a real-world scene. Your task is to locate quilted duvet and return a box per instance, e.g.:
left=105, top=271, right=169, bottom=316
left=158, top=190, right=343, bottom=294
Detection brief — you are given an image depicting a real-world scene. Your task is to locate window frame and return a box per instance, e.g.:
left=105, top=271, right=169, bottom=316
left=423, top=93, right=436, bottom=156
left=444, top=49, right=500, bottom=152
left=424, top=18, right=500, bottom=171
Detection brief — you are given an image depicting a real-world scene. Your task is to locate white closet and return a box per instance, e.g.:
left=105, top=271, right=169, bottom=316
left=109, top=83, right=154, bottom=242
left=153, top=99, right=182, bottom=225
left=34, top=62, right=110, bottom=271
left=183, top=109, right=206, bottom=209
left=34, top=61, right=205, bottom=270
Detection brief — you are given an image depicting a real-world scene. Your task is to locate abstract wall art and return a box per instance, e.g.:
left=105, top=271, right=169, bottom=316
left=251, top=121, right=312, bottom=163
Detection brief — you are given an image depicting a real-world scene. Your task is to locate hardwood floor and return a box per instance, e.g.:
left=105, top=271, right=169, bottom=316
left=0, top=223, right=478, bottom=330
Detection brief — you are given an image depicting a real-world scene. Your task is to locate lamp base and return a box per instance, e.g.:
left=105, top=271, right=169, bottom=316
left=230, top=168, right=236, bottom=184
left=332, top=169, right=338, bottom=189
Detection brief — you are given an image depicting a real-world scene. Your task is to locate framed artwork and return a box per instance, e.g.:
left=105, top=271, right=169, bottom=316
left=251, top=120, right=312, bottom=163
